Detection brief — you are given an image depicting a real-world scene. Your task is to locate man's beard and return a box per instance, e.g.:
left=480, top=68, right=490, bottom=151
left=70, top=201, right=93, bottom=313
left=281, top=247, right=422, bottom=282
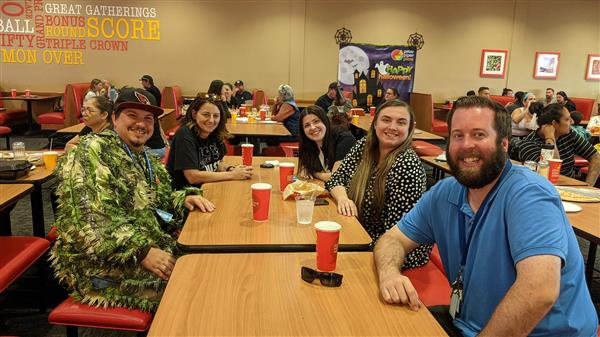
left=447, top=142, right=507, bottom=189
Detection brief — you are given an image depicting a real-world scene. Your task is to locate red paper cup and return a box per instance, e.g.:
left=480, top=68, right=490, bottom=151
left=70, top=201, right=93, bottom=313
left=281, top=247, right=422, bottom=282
left=547, top=159, right=562, bottom=184
left=251, top=183, right=271, bottom=221
left=315, top=221, right=342, bottom=271
left=279, top=162, right=295, bottom=192
left=239, top=106, right=247, bottom=117
left=24, top=89, right=31, bottom=97
left=242, top=144, right=253, bottom=166
left=10, top=89, right=17, bottom=97
left=260, top=109, right=266, bottom=121
left=369, top=106, right=376, bottom=117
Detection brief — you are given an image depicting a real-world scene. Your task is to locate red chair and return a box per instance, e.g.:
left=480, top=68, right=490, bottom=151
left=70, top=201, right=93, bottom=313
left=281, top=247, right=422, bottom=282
left=252, top=89, right=268, bottom=109
left=38, top=83, right=88, bottom=130
left=412, top=140, right=444, bottom=157
left=570, top=97, right=597, bottom=122
left=0, top=99, right=27, bottom=127
left=350, top=108, right=365, bottom=116
left=403, top=261, right=451, bottom=306
left=261, top=146, right=285, bottom=157
left=166, top=124, right=181, bottom=141
left=0, top=125, right=11, bottom=149
left=49, top=297, right=153, bottom=337
left=279, top=142, right=299, bottom=157
left=0, top=236, right=50, bottom=294
left=429, top=244, right=446, bottom=277
left=161, top=147, right=170, bottom=165
left=574, top=155, right=589, bottom=167
left=490, top=95, right=514, bottom=107
left=224, top=139, right=236, bottom=156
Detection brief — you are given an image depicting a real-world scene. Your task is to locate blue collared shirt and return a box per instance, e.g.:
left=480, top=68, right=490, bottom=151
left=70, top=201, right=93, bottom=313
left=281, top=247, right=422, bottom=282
left=399, top=161, right=597, bottom=337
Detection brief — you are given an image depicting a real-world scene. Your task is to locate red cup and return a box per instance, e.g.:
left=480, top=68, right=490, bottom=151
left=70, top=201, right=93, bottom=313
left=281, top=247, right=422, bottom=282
left=24, top=89, right=31, bottom=97
left=239, top=106, right=247, bottom=117
left=547, top=159, right=562, bottom=184
left=241, top=144, right=253, bottom=166
left=251, top=183, right=272, bottom=221
left=369, top=106, right=376, bottom=117
left=259, top=109, right=266, bottom=121
left=279, top=162, right=295, bottom=192
left=315, top=221, right=342, bottom=271
left=10, top=89, right=17, bottom=97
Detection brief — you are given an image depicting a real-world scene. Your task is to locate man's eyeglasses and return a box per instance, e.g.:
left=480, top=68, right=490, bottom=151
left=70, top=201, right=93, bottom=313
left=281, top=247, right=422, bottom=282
left=301, top=266, right=343, bottom=287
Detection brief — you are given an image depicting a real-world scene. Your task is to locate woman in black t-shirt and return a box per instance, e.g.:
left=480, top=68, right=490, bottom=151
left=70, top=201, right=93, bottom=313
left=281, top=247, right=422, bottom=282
left=167, top=95, right=253, bottom=189
left=297, top=105, right=356, bottom=182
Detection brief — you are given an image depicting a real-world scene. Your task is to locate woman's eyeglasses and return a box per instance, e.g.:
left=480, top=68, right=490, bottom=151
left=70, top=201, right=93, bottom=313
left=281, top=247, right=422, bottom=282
left=301, top=266, right=343, bottom=287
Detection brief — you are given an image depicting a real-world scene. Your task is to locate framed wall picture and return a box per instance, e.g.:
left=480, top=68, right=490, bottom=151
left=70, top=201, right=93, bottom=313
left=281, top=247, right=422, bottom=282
left=533, top=52, right=560, bottom=79
left=480, top=49, right=508, bottom=78
left=585, top=54, right=600, bottom=80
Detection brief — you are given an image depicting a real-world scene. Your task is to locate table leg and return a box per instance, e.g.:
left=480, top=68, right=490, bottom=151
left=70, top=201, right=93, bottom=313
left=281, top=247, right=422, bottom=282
left=24, top=100, right=41, bottom=135
left=30, top=184, right=46, bottom=237
left=0, top=204, right=15, bottom=236
left=586, top=243, right=597, bottom=288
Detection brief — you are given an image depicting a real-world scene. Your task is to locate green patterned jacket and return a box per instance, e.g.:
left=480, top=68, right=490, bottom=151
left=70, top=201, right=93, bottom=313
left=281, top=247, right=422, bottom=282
left=49, top=130, right=200, bottom=311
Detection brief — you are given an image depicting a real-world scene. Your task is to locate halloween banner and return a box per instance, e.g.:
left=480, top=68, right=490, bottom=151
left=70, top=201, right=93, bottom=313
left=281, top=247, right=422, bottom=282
left=338, top=43, right=416, bottom=107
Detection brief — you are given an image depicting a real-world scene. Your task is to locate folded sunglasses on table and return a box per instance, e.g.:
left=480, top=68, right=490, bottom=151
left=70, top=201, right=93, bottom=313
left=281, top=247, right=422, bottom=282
left=301, top=266, right=343, bottom=287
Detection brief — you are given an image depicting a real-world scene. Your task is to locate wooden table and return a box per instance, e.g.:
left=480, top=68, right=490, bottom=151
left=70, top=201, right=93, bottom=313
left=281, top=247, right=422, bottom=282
left=55, top=108, right=175, bottom=134
left=0, top=153, right=59, bottom=237
left=0, top=184, right=33, bottom=236
left=0, top=94, right=62, bottom=133
left=420, top=156, right=590, bottom=186
left=226, top=119, right=291, bottom=137
left=177, top=156, right=372, bottom=253
left=148, top=252, right=447, bottom=337
left=353, top=116, right=444, bottom=141
left=564, top=187, right=600, bottom=286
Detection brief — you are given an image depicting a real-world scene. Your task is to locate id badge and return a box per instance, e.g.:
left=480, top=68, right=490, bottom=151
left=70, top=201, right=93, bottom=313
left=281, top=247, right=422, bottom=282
left=156, top=208, right=173, bottom=223
left=449, top=287, right=462, bottom=319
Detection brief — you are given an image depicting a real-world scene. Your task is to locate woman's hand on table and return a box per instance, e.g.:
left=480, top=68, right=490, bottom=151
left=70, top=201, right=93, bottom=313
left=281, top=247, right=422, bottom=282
left=336, top=197, right=358, bottom=217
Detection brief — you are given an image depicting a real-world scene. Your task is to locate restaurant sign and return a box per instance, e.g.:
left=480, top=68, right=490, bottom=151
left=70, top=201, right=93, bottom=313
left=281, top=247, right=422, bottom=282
left=0, top=1, right=160, bottom=65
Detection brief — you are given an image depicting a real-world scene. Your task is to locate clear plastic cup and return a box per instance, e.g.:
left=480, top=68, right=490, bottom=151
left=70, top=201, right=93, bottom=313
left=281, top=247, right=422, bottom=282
left=295, top=195, right=316, bottom=224
left=12, top=141, right=26, bottom=159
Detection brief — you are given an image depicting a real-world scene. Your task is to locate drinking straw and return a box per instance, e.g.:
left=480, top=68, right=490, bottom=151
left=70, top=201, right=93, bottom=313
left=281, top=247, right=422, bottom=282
left=49, top=138, right=53, bottom=152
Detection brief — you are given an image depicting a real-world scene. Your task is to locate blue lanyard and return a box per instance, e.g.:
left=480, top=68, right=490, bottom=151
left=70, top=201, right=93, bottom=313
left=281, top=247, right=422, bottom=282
left=123, top=143, right=154, bottom=186
left=457, top=160, right=512, bottom=269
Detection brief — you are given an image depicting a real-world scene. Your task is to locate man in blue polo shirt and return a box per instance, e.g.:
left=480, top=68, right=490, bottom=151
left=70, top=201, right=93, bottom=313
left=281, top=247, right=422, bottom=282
left=374, top=96, right=597, bottom=337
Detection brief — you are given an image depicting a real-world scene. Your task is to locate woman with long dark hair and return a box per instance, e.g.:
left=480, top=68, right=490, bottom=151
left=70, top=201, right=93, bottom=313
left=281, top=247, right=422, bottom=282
left=167, top=95, right=252, bottom=188
left=326, top=99, right=431, bottom=268
left=556, top=91, right=577, bottom=112
left=207, top=80, right=231, bottom=118
left=297, top=105, right=355, bottom=182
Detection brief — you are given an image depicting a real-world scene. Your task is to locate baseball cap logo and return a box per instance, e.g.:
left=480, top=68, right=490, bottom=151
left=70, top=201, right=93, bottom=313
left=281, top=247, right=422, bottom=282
left=134, top=91, right=150, bottom=105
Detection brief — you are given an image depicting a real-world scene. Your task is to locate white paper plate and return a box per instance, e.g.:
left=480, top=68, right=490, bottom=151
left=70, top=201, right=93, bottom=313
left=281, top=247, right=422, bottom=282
left=562, top=202, right=582, bottom=213
left=414, top=130, right=423, bottom=134
left=435, top=152, right=447, bottom=162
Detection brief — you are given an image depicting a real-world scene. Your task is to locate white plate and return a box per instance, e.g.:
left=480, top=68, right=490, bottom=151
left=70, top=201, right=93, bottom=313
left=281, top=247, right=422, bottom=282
left=414, top=129, right=423, bottom=134
left=435, top=152, right=447, bottom=162
left=562, top=202, right=582, bottom=213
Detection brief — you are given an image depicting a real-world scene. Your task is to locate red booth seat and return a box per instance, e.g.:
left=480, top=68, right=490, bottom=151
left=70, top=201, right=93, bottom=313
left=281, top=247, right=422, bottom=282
left=403, top=261, right=451, bottom=306
left=0, top=107, right=27, bottom=126
left=490, top=95, right=514, bottom=107
left=570, top=97, right=597, bottom=122
left=431, top=118, right=448, bottom=134
left=37, top=83, right=88, bottom=130
left=37, top=112, right=65, bottom=125
left=574, top=156, right=589, bottom=167
left=412, top=140, right=444, bottom=157
left=0, top=236, right=50, bottom=293
left=49, top=297, right=153, bottom=335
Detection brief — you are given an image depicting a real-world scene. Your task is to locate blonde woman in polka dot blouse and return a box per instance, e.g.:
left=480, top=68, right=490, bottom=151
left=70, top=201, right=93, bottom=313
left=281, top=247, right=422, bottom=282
left=326, top=100, right=432, bottom=269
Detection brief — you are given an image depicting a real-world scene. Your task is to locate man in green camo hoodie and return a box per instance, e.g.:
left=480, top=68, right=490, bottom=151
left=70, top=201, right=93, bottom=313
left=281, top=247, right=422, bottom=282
left=49, top=88, right=216, bottom=311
